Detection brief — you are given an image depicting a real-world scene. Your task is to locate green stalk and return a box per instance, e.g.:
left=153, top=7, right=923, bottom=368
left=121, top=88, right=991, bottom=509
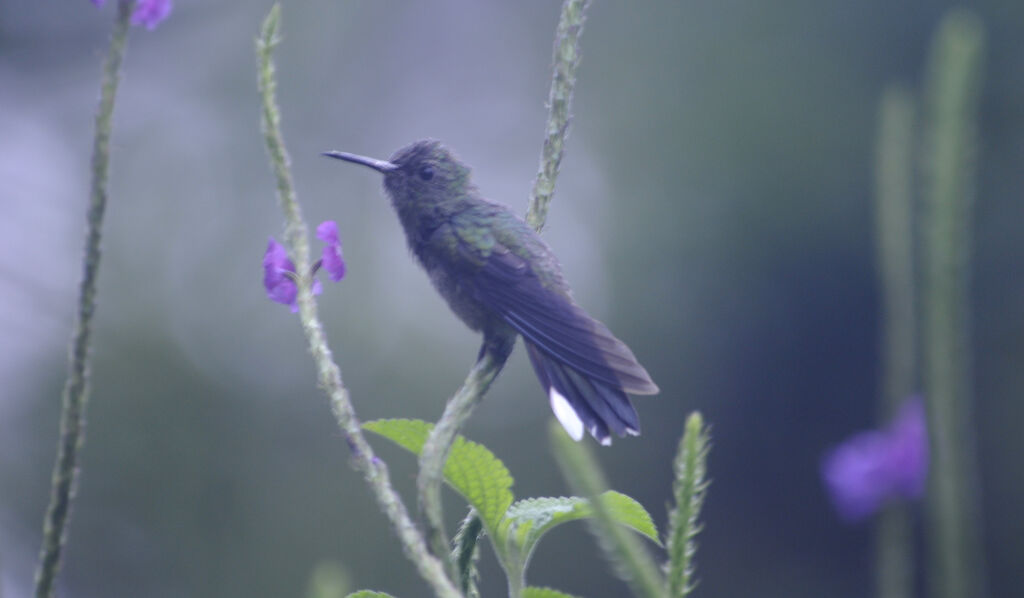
left=550, top=422, right=665, bottom=598
left=417, top=345, right=511, bottom=578
left=257, top=6, right=460, bottom=597
left=526, top=0, right=592, bottom=232
left=33, top=3, right=134, bottom=596
left=664, top=413, right=710, bottom=597
left=875, top=87, right=919, bottom=419
left=920, top=11, right=986, bottom=598
left=872, top=86, right=917, bottom=598
left=452, top=510, right=484, bottom=598
left=415, top=0, right=593, bottom=573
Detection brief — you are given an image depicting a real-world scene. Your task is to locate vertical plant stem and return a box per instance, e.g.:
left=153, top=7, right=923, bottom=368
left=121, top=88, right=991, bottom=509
left=876, top=87, right=919, bottom=420
left=452, top=510, right=484, bottom=598
left=506, top=575, right=523, bottom=598
left=873, top=87, right=917, bottom=598
left=551, top=422, right=665, bottom=598
left=664, top=413, right=710, bottom=597
left=417, top=345, right=510, bottom=578
left=526, top=0, right=592, bottom=232
left=921, top=11, right=986, bottom=598
left=415, top=0, right=593, bottom=572
left=257, top=6, right=460, bottom=597
left=33, top=3, right=133, bottom=596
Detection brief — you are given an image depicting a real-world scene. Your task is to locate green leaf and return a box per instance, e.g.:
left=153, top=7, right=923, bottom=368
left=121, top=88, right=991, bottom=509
left=344, top=592, right=394, bottom=598
left=600, top=490, right=661, bottom=545
left=523, top=587, right=582, bottom=598
left=501, top=490, right=661, bottom=567
left=503, top=496, right=586, bottom=560
left=363, top=419, right=514, bottom=533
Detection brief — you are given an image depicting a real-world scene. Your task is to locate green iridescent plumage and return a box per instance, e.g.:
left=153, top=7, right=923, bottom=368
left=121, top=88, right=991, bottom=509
left=325, top=140, right=658, bottom=444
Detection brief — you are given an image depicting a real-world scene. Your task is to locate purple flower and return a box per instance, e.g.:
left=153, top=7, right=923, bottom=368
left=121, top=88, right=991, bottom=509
left=316, top=221, right=347, bottom=282
left=263, top=221, right=345, bottom=311
left=131, top=0, right=172, bottom=30
left=263, top=238, right=321, bottom=312
left=91, top=0, right=172, bottom=30
left=821, top=397, right=929, bottom=522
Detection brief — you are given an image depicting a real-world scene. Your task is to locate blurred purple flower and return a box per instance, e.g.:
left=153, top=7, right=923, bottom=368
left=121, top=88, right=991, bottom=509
left=316, top=221, right=347, bottom=282
left=263, top=238, right=320, bottom=313
left=131, top=0, right=172, bottom=30
left=821, top=397, right=929, bottom=522
left=91, top=0, right=172, bottom=30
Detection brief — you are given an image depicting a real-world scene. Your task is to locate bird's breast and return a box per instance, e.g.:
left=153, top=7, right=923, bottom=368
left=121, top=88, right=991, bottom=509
left=408, top=223, right=494, bottom=333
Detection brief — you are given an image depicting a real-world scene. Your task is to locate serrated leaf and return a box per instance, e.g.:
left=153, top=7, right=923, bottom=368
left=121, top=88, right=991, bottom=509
left=501, top=490, right=661, bottom=568
left=523, top=587, right=582, bottom=598
left=600, top=490, right=661, bottom=545
left=503, top=495, right=587, bottom=559
left=344, top=591, right=394, bottom=598
left=363, top=419, right=514, bottom=533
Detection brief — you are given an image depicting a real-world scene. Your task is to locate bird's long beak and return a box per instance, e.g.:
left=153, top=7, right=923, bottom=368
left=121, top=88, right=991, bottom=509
left=321, top=150, right=398, bottom=173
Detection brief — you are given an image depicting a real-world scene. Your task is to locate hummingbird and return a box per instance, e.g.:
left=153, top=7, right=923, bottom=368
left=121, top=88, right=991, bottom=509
left=323, top=140, right=658, bottom=444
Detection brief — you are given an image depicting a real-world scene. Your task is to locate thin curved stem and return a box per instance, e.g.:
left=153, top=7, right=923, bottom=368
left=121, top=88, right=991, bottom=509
left=33, top=3, right=134, bottom=597
left=550, top=422, right=665, bottom=598
left=415, top=0, right=594, bottom=574
left=417, top=343, right=512, bottom=575
left=921, top=11, right=987, bottom=598
left=873, top=86, right=917, bottom=598
left=526, top=0, right=592, bottom=232
left=257, top=6, right=460, bottom=597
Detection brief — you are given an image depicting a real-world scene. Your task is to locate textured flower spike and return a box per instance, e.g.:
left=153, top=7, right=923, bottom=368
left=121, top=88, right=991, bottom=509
left=821, top=396, right=929, bottom=522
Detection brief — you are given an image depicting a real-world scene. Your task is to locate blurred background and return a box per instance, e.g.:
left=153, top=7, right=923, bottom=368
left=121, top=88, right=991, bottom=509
left=2, top=1, right=1022, bottom=597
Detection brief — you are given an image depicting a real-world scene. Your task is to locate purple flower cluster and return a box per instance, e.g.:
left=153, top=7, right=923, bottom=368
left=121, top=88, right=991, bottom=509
left=263, top=221, right=346, bottom=312
left=821, top=397, right=929, bottom=522
left=316, top=221, right=347, bottom=282
left=91, top=0, right=172, bottom=30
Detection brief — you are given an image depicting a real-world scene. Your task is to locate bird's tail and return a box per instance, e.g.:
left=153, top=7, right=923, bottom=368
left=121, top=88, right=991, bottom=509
left=525, top=341, right=647, bottom=446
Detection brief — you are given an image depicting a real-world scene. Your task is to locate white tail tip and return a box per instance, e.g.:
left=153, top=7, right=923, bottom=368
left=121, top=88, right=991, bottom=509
left=549, top=388, right=584, bottom=441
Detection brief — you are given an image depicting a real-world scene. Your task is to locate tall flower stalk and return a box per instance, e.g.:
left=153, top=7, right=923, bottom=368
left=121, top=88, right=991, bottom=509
left=415, top=0, right=593, bottom=573
left=920, top=11, right=987, bottom=598
left=256, top=6, right=460, bottom=597
left=872, top=86, right=917, bottom=598
left=34, top=2, right=135, bottom=596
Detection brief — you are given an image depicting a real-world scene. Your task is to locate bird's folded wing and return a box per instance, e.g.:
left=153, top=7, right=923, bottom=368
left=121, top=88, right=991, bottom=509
left=464, top=243, right=658, bottom=395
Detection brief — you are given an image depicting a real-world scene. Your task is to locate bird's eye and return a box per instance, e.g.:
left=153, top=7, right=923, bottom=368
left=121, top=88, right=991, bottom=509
left=418, top=165, right=435, bottom=181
